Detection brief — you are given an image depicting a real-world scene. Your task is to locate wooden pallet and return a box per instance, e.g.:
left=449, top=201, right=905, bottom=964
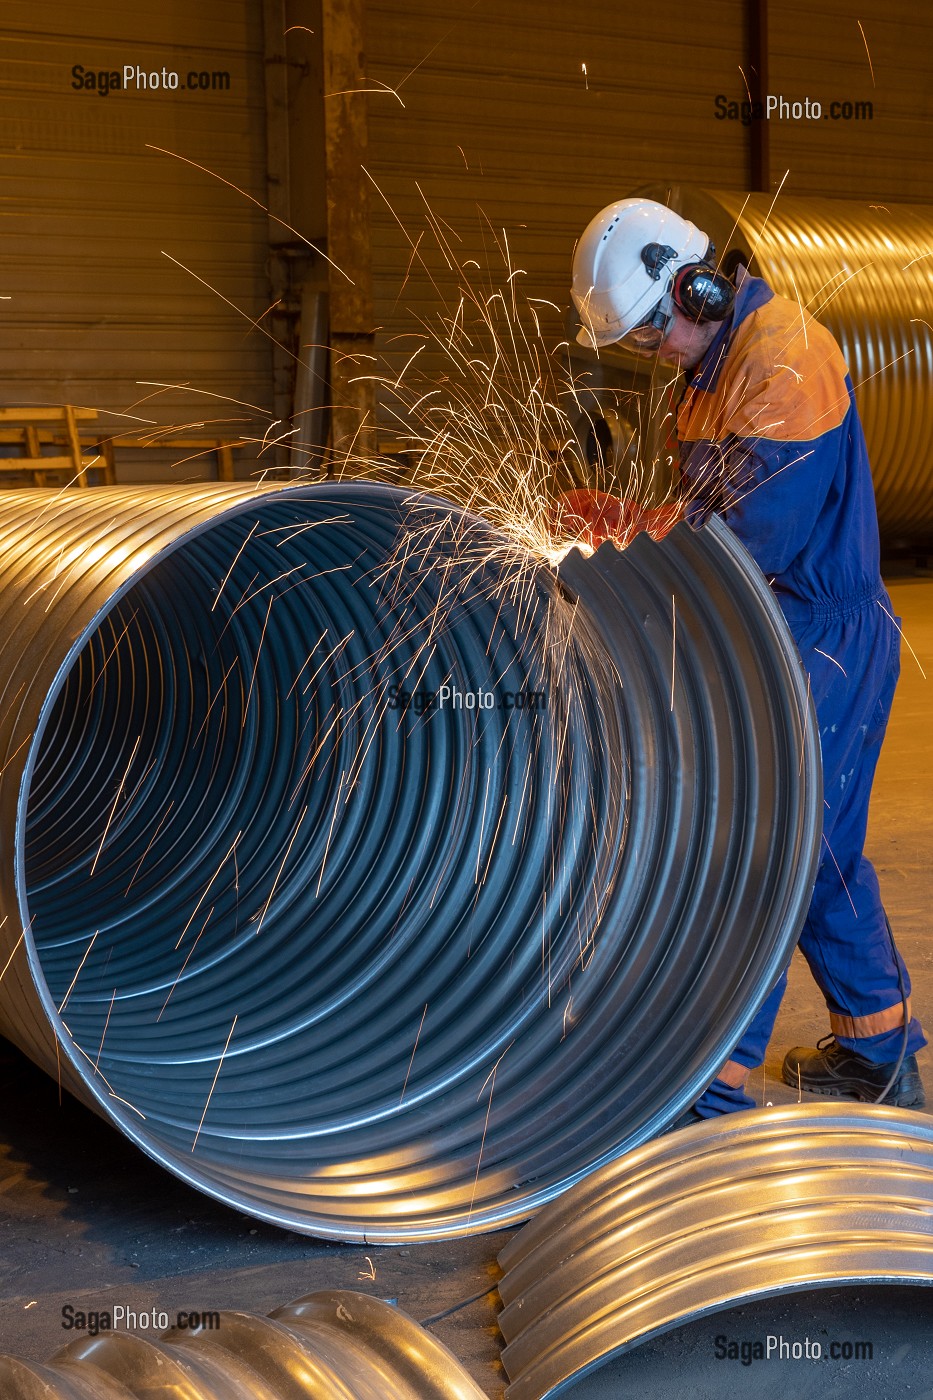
left=101, top=435, right=236, bottom=481
left=0, top=407, right=111, bottom=487
left=0, top=410, right=238, bottom=486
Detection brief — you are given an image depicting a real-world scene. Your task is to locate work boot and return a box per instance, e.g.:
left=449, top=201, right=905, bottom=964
left=781, top=1035, right=926, bottom=1108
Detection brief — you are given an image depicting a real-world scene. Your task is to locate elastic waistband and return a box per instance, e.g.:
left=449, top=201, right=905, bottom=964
left=774, top=580, right=887, bottom=624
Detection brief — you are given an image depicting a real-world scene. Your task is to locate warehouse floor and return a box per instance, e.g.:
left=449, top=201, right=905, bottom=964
left=1, top=571, right=932, bottom=1398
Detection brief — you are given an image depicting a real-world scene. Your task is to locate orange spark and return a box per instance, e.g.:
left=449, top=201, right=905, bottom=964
left=400, top=1004, right=428, bottom=1104
left=192, top=1014, right=238, bottom=1151
left=856, top=20, right=876, bottom=86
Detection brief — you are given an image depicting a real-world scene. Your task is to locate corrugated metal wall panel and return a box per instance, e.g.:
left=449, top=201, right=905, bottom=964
left=0, top=3, right=273, bottom=479
left=364, top=0, right=747, bottom=405
left=768, top=1, right=933, bottom=200
left=364, top=1, right=933, bottom=456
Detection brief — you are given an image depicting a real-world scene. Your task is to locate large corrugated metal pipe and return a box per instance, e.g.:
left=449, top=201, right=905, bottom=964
left=0, top=1288, right=487, bottom=1398
left=0, top=483, right=819, bottom=1240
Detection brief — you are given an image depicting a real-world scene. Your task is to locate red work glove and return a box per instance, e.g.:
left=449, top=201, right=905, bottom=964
left=552, top=490, right=682, bottom=549
left=639, top=502, right=684, bottom=540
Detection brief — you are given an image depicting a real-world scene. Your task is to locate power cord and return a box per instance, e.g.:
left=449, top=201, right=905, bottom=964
left=417, top=1282, right=498, bottom=1327
left=419, top=1285, right=496, bottom=1328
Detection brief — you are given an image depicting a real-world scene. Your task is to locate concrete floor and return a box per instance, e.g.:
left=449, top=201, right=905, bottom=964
left=1, top=572, right=931, bottom=1398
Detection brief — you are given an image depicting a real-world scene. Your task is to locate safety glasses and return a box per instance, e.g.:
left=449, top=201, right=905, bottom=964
left=617, top=298, right=673, bottom=352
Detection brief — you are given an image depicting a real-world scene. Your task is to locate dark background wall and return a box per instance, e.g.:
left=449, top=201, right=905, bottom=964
left=0, top=2, right=931, bottom=473
left=0, top=1, right=273, bottom=474
left=363, top=0, right=933, bottom=375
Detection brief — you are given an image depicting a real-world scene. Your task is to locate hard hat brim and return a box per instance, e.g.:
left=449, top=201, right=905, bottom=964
left=575, top=324, right=610, bottom=349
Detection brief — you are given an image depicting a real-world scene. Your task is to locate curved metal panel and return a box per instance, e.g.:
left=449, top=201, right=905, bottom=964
left=0, top=1290, right=487, bottom=1399
left=644, top=185, right=933, bottom=538
left=0, top=485, right=818, bottom=1238
left=550, top=516, right=821, bottom=1149
left=497, top=1102, right=933, bottom=1400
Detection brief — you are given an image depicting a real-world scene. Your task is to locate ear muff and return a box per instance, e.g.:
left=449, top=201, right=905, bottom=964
left=672, top=260, right=736, bottom=323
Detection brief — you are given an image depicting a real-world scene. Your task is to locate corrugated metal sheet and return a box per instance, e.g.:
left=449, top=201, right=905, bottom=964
left=498, top=1103, right=933, bottom=1400
left=363, top=0, right=747, bottom=395
left=0, top=483, right=818, bottom=1240
left=0, top=2, right=274, bottom=477
left=0, top=1289, right=488, bottom=1398
left=767, top=2, right=933, bottom=201
left=362, top=0, right=933, bottom=495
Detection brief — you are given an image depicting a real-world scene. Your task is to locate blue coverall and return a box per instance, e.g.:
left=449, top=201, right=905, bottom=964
left=677, top=272, right=926, bottom=1115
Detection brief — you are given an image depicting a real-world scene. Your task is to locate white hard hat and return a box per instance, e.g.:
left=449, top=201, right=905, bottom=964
left=572, top=198, right=709, bottom=349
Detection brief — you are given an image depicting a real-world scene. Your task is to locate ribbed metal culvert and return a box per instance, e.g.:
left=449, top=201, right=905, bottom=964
left=0, top=1289, right=487, bottom=1398
left=498, top=1103, right=933, bottom=1400
left=0, top=483, right=819, bottom=1239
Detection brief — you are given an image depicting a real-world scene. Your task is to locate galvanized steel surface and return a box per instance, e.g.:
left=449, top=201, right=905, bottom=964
left=647, top=187, right=933, bottom=539
left=497, top=1103, right=933, bottom=1400
left=0, top=484, right=818, bottom=1239
left=3, top=2, right=273, bottom=453
left=0, top=1288, right=487, bottom=1399
left=552, top=517, right=822, bottom=1149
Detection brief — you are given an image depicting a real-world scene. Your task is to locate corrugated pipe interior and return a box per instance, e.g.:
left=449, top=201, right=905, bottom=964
left=0, top=483, right=819, bottom=1240
left=0, top=1288, right=487, bottom=1399
left=640, top=185, right=933, bottom=540
left=497, top=1102, right=933, bottom=1400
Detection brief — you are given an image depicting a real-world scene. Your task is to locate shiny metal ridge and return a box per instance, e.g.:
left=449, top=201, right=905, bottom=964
left=0, top=485, right=818, bottom=1239
left=0, top=1288, right=486, bottom=1398
left=498, top=1102, right=933, bottom=1400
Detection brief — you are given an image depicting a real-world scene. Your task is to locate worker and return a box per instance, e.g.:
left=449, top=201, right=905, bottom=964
left=566, top=196, right=926, bottom=1115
